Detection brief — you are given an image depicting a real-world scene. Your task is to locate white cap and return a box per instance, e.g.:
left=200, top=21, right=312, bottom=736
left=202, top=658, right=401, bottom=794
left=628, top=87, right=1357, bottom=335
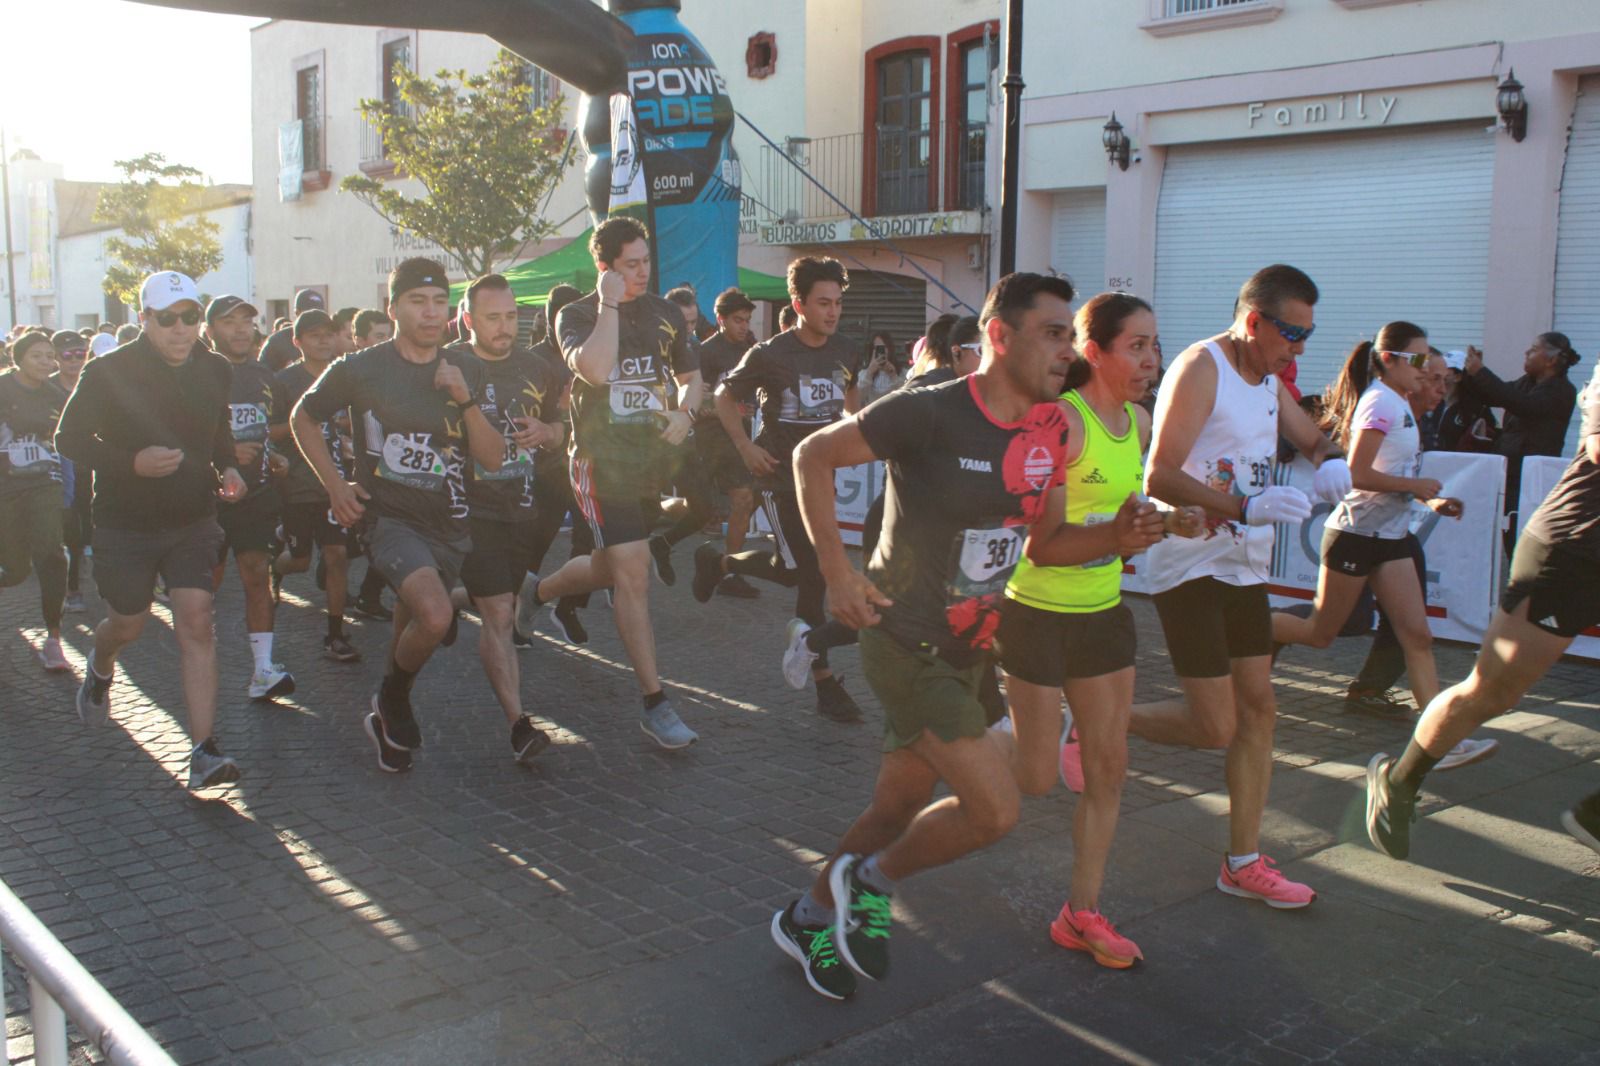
left=89, top=333, right=117, bottom=357
left=1443, top=349, right=1467, bottom=371
left=139, top=271, right=201, bottom=312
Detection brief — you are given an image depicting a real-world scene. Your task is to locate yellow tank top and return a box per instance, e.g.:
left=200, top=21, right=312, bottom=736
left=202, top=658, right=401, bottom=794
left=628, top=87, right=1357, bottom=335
left=1006, top=390, right=1144, bottom=614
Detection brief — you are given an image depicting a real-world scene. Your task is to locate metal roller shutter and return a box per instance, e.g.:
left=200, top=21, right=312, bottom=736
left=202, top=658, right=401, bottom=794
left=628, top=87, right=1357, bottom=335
left=838, top=268, right=929, bottom=365
left=1553, top=75, right=1600, bottom=458
left=1155, top=123, right=1494, bottom=395
left=1050, top=189, right=1107, bottom=304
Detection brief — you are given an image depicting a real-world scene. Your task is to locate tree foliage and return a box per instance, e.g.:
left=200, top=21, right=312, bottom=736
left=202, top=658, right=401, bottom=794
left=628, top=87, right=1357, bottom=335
left=94, top=154, right=225, bottom=308
left=341, top=50, right=571, bottom=280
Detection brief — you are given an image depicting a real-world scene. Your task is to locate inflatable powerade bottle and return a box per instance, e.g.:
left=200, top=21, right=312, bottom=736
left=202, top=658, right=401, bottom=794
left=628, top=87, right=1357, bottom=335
left=579, top=0, right=741, bottom=306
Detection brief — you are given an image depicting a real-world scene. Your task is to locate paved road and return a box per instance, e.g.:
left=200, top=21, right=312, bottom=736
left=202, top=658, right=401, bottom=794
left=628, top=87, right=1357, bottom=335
left=2, top=540, right=1597, bottom=1065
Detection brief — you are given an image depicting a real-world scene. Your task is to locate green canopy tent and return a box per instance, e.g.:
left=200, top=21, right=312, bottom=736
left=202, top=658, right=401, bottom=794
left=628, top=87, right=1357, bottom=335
left=452, top=229, right=790, bottom=306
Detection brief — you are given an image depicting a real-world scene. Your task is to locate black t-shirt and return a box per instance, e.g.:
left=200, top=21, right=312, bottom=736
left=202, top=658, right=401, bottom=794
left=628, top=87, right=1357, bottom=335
left=277, top=360, right=348, bottom=506
left=446, top=343, right=564, bottom=524
left=55, top=337, right=237, bottom=531
left=695, top=332, right=749, bottom=413
left=258, top=327, right=298, bottom=373
left=1524, top=367, right=1600, bottom=561
left=0, top=371, right=67, bottom=496
left=908, top=366, right=959, bottom=388
left=298, top=342, right=488, bottom=542
left=859, top=376, right=1069, bottom=656
left=558, top=291, right=695, bottom=496
left=221, top=356, right=287, bottom=498
left=717, top=329, right=859, bottom=491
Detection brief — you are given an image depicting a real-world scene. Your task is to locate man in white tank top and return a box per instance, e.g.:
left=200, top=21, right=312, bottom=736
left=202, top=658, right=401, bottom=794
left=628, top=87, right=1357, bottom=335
left=1132, top=265, right=1351, bottom=909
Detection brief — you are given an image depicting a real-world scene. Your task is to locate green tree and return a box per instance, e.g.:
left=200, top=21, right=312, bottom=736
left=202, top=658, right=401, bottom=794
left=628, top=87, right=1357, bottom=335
left=95, top=153, right=223, bottom=308
left=341, top=50, right=571, bottom=280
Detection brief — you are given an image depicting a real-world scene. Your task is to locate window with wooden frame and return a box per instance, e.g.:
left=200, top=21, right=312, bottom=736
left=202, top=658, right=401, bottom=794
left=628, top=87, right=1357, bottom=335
left=946, top=21, right=999, bottom=212
left=863, top=37, right=941, bottom=218
left=292, top=50, right=329, bottom=190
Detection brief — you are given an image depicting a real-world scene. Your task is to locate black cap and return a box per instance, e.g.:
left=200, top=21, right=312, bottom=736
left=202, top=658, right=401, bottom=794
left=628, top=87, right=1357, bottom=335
left=293, top=308, right=335, bottom=339
left=50, top=329, right=86, bottom=351
left=292, top=289, right=327, bottom=314
left=389, top=258, right=450, bottom=302
left=205, top=294, right=260, bottom=324
left=714, top=287, right=756, bottom=317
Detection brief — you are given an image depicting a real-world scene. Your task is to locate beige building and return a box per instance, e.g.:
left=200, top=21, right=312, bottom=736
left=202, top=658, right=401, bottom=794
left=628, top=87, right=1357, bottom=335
left=250, top=2, right=1004, bottom=346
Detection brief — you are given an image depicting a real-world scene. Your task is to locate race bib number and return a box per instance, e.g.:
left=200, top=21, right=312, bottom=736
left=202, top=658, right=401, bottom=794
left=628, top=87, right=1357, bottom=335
left=609, top=382, right=665, bottom=424
left=379, top=432, right=446, bottom=490
left=1081, top=512, right=1117, bottom=569
left=6, top=438, right=57, bottom=476
left=1217, top=454, right=1272, bottom=498
left=230, top=403, right=269, bottom=441
left=948, top=526, right=1025, bottom=603
left=794, top=373, right=846, bottom=420
left=478, top=438, right=534, bottom=482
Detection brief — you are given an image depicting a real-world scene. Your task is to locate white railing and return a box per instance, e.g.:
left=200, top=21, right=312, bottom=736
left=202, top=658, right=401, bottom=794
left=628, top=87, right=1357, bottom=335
left=1, top=878, right=175, bottom=1066
left=1167, top=0, right=1258, bottom=13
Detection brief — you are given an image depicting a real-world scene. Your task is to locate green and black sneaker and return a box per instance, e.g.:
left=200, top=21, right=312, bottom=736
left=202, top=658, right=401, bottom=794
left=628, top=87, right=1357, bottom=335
left=771, top=901, right=856, bottom=1001
left=830, top=854, right=892, bottom=981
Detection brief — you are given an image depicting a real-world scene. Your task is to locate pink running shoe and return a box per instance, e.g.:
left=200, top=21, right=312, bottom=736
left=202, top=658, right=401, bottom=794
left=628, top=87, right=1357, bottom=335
left=1050, top=904, right=1142, bottom=969
left=1215, top=855, right=1316, bottom=909
left=37, top=637, right=70, bottom=673
left=1059, top=726, right=1084, bottom=793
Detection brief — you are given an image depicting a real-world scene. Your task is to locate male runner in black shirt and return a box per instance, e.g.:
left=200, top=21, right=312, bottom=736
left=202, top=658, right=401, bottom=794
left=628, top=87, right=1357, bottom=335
left=348, top=307, right=399, bottom=622
left=518, top=218, right=701, bottom=750
left=293, top=258, right=504, bottom=772
left=1367, top=357, right=1600, bottom=861
left=259, top=289, right=327, bottom=372
left=692, top=257, right=863, bottom=722
left=690, top=287, right=760, bottom=599
left=57, top=270, right=248, bottom=790
left=448, top=273, right=565, bottom=762
left=205, top=294, right=296, bottom=702
left=272, top=309, right=361, bottom=663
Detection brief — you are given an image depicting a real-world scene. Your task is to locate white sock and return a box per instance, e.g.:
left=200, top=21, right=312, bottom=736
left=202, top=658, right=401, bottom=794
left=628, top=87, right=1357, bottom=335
left=1227, top=852, right=1260, bottom=872
left=248, top=632, right=274, bottom=674
left=988, top=716, right=1014, bottom=735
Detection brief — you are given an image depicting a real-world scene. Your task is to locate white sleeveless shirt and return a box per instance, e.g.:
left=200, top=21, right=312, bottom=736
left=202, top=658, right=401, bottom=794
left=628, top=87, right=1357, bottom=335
left=1143, top=340, right=1279, bottom=592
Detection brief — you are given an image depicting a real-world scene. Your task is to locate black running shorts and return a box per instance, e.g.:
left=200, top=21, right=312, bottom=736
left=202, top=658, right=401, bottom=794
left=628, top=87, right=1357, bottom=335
left=1152, top=577, right=1271, bottom=678
left=998, top=599, right=1137, bottom=688
left=1320, top=527, right=1414, bottom=579
left=460, top=516, right=537, bottom=599
left=281, top=500, right=349, bottom=558
left=93, top=517, right=225, bottom=616
left=216, top=490, right=281, bottom=559
left=1502, top=533, right=1600, bottom=639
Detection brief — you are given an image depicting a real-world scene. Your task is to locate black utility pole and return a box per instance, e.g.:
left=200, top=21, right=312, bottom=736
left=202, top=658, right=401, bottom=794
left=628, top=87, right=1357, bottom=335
left=1, top=129, right=15, bottom=329
left=997, top=0, right=1024, bottom=278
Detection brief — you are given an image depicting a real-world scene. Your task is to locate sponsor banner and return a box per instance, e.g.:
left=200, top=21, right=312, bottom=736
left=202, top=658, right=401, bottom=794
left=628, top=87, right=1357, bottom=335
left=758, top=211, right=982, bottom=247
left=1517, top=454, right=1600, bottom=658
left=758, top=460, right=882, bottom=549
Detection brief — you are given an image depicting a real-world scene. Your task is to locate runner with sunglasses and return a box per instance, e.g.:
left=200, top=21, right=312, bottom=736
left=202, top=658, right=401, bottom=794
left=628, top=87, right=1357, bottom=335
left=49, top=332, right=92, bottom=614
left=0, top=329, right=71, bottom=671
left=1129, top=264, right=1351, bottom=908
left=1271, top=324, right=1496, bottom=770
left=56, top=271, right=249, bottom=790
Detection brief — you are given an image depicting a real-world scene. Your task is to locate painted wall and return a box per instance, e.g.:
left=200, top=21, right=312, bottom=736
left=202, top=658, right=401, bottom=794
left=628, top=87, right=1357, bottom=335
left=0, top=156, right=64, bottom=334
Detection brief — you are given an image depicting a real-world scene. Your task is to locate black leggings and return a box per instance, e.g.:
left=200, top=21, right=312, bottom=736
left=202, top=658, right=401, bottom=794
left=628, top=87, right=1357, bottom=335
left=1, top=484, right=68, bottom=629
left=725, top=489, right=856, bottom=665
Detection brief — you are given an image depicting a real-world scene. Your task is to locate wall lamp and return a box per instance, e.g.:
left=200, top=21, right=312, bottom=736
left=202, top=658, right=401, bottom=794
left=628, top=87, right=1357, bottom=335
left=1103, top=113, right=1131, bottom=171
left=1497, top=69, right=1527, bottom=143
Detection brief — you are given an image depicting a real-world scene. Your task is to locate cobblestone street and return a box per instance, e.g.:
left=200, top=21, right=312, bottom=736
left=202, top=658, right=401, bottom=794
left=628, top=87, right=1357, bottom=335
left=3, top=543, right=1597, bottom=1065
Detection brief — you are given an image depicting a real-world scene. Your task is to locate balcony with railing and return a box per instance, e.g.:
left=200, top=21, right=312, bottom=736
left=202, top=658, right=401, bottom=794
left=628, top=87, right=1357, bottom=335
left=1142, top=0, right=1284, bottom=34
left=358, top=101, right=415, bottom=179
left=748, top=119, right=989, bottom=239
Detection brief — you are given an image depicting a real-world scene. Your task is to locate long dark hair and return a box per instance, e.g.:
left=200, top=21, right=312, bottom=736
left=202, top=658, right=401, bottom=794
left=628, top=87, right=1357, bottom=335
left=867, top=330, right=900, bottom=372
left=1066, top=292, right=1154, bottom=391
left=1322, top=320, right=1426, bottom=447
left=924, top=315, right=979, bottom=370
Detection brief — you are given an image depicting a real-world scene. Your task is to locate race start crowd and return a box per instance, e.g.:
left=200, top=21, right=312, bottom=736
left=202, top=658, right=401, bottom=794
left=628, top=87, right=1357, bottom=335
left=2, top=215, right=1597, bottom=998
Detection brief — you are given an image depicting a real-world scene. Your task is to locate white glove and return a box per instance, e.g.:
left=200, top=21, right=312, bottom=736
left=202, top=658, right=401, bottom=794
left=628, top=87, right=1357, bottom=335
left=1242, top=485, right=1312, bottom=527
left=1311, top=457, right=1352, bottom=504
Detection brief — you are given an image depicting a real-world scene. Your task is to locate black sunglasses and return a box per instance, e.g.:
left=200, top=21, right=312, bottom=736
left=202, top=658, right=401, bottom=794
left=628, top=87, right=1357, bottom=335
left=58, top=349, right=87, bottom=362
left=152, top=308, right=201, bottom=328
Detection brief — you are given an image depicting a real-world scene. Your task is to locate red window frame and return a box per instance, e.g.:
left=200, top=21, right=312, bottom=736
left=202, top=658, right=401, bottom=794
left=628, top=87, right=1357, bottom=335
left=945, top=21, right=999, bottom=212
left=862, top=36, right=941, bottom=218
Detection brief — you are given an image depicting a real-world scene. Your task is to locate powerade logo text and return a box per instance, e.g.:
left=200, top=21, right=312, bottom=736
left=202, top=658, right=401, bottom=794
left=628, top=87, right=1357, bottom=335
left=627, top=42, right=728, bottom=129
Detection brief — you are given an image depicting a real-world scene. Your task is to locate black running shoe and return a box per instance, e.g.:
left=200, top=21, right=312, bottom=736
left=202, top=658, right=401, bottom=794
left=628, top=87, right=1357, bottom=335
left=1345, top=689, right=1415, bottom=719
left=550, top=604, right=588, bottom=645
left=351, top=597, right=393, bottom=622
left=1365, top=753, right=1416, bottom=860
left=816, top=678, right=863, bottom=723
left=511, top=715, right=551, bottom=765
left=716, top=573, right=760, bottom=599
left=323, top=635, right=361, bottom=663
left=771, top=901, right=857, bottom=1001
left=374, top=685, right=422, bottom=751
left=649, top=534, right=677, bottom=587
left=512, top=629, right=533, bottom=649
left=829, top=855, right=891, bottom=981
left=1561, top=791, right=1600, bottom=857
left=364, top=712, right=412, bottom=773
left=691, top=543, right=722, bottom=604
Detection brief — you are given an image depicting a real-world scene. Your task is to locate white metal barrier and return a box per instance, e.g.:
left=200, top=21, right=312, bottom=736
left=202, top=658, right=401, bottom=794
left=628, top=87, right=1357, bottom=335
left=0, top=878, right=175, bottom=1066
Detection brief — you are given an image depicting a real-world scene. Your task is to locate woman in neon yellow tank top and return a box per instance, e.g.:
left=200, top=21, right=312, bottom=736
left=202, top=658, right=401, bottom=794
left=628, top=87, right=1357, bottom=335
left=999, top=293, right=1201, bottom=970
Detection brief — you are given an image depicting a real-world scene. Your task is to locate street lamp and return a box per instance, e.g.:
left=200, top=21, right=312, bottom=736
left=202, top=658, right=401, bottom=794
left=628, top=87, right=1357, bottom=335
left=1102, top=113, right=1131, bottom=171
left=1497, top=69, right=1527, bottom=143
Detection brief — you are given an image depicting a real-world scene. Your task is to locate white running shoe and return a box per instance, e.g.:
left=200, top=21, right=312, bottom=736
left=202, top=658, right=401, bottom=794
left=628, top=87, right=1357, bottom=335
left=782, top=619, right=817, bottom=690
left=1435, top=737, right=1499, bottom=772
left=248, top=664, right=296, bottom=702
left=514, top=572, right=543, bottom=641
